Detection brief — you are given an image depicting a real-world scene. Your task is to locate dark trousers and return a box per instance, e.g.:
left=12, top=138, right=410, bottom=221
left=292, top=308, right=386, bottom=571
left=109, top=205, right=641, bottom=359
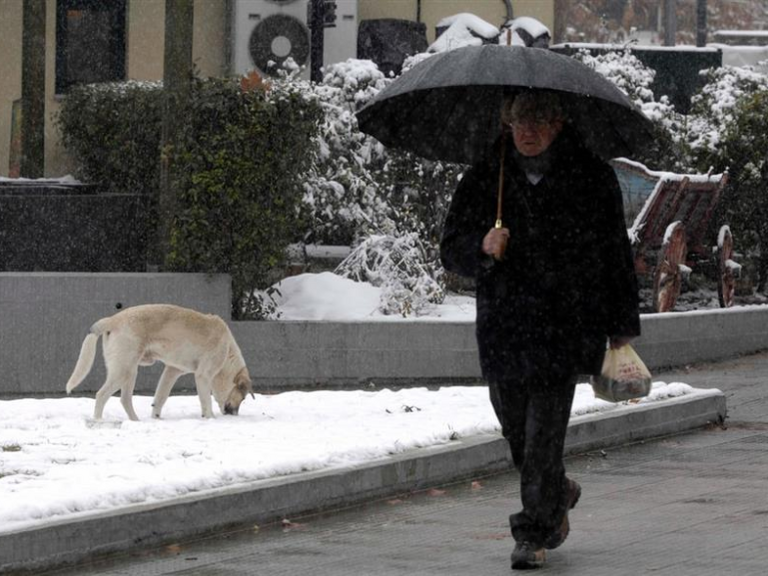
left=488, top=367, right=578, bottom=546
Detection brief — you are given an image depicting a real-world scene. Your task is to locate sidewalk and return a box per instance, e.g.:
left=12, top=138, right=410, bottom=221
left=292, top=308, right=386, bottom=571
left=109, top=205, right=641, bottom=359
left=10, top=350, right=760, bottom=575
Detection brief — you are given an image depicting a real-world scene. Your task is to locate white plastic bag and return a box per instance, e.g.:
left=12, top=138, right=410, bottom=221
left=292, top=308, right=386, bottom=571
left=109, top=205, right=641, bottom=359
left=591, top=344, right=652, bottom=402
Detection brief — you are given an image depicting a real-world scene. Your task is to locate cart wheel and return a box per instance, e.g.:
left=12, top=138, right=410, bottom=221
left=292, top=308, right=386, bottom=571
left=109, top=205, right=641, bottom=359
left=717, top=225, right=737, bottom=308
left=652, top=221, right=687, bottom=313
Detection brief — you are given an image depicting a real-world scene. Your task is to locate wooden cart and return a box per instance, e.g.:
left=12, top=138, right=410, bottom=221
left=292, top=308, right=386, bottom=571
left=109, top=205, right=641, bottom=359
left=612, top=159, right=740, bottom=313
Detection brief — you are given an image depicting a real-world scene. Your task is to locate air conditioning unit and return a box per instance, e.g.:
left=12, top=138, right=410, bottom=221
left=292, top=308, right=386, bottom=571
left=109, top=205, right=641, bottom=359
left=231, top=0, right=358, bottom=79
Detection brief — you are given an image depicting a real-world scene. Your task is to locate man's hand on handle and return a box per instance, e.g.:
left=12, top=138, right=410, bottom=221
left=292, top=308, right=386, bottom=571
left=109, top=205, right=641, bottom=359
left=482, top=227, right=510, bottom=261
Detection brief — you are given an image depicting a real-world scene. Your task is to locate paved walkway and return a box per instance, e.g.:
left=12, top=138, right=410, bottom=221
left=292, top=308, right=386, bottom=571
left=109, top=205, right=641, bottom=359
left=39, top=351, right=768, bottom=576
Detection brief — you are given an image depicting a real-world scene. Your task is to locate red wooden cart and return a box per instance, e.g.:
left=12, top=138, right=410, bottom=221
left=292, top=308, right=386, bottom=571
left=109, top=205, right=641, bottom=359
left=612, top=159, right=740, bottom=313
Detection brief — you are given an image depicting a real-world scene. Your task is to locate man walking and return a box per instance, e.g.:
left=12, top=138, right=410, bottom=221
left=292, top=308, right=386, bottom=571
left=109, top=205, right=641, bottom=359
left=440, top=90, right=640, bottom=570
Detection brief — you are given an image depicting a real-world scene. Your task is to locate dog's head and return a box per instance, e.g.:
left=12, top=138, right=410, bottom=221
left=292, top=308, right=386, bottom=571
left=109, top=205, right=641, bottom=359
left=223, top=367, right=254, bottom=415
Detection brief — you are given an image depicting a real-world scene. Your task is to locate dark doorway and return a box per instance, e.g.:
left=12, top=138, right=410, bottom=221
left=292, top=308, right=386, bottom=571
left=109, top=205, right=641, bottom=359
left=55, top=0, right=127, bottom=94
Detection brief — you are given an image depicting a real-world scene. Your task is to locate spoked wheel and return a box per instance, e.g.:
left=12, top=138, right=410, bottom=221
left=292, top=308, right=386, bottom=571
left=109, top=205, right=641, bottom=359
left=717, top=225, right=740, bottom=308
left=652, top=221, right=687, bottom=313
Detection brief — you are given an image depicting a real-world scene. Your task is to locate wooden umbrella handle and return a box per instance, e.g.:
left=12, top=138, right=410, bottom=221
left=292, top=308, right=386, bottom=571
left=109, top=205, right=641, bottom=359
left=496, top=134, right=506, bottom=229
left=492, top=135, right=508, bottom=260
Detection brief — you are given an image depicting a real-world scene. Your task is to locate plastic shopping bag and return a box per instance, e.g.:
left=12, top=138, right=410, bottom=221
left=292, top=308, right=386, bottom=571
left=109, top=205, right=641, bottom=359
left=591, top=344, right=652, bottom=402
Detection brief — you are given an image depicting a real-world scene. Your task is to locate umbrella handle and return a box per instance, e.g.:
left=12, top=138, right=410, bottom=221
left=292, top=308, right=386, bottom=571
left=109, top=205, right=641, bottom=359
left=491, top=135, right=508, bottom=261
left=496, top=134, right=506, bottom=228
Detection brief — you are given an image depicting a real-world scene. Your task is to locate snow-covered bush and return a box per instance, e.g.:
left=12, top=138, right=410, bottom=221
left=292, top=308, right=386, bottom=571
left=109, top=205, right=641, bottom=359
left=289, top=59, right=395, bottom=246
left=684, top=65, right=768, bottom=172
left=335, top=233, right=445, bottom=316
left=573, top=48, right=681, bottom=168
left=709, top=90, right=768, bottom=290
left=268, top=58, right=460, bottom=315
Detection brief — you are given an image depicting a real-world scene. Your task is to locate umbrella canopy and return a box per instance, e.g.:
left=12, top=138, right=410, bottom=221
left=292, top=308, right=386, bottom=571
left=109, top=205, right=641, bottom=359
left=356, top=45, right=656, bottom=165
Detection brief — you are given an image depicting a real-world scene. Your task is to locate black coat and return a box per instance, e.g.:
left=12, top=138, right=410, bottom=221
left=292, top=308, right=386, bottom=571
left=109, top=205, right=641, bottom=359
left=440, top=131, right=640, bottom=382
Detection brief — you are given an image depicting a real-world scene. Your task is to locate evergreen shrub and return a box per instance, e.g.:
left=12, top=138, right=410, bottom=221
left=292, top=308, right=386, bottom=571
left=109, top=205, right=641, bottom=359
left=57, top=77, right=322, bottom=318
left=56, top=81, right=163, bottom=195
left=167, top=77, right=322, bottom=318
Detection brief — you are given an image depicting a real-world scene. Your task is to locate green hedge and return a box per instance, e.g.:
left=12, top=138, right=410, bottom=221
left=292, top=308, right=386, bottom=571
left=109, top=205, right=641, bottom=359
left=56, top=78, right=321, bottom=318
left=167, top=78, right=322, bottom=318
left=56, top=81, right=163, bottom=195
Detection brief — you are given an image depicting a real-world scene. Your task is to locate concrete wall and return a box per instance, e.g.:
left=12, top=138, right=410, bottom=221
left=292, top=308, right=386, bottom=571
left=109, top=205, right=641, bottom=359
left=637, top=306, right=768, bottom=369
left=0, top=273, right=230, bottom=397
left=233, top=307, right=768, bottom=391
left=231, top=321, right=480, bottom=392
left=1, top=273, right=766, bottom=399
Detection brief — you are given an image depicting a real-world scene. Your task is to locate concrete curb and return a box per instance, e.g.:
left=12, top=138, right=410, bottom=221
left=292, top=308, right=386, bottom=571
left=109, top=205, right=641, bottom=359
left=0, top=390, right=726, bottom=574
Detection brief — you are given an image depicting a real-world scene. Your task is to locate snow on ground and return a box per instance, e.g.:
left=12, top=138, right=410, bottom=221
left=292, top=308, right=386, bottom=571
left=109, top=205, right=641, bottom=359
left=0, top=271, right=735, bottom=533
left=0, top=382, right=714, bottom=534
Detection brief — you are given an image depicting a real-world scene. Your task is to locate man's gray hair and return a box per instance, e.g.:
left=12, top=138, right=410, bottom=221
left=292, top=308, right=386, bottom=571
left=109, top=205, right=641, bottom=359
left=501, top=91, right=566, bottom=125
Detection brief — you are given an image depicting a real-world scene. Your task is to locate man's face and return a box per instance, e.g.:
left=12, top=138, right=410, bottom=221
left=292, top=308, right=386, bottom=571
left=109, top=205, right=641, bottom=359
left=510, top=117, right=564, bottom=157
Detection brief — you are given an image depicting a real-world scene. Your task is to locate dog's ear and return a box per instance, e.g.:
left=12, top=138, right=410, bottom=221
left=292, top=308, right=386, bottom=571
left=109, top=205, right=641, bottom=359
left=235, top=368, right=254, bottom=399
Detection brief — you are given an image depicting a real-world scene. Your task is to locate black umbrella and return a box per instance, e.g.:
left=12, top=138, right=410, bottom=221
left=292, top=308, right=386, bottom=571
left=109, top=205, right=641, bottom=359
left=356, top=44, right=655, bottom=165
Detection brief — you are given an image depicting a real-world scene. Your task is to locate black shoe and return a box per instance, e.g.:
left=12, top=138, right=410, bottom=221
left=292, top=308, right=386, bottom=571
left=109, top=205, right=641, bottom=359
left=511, top=541, right=546, bottom=570
left=544, top=478, right=582, bottom=550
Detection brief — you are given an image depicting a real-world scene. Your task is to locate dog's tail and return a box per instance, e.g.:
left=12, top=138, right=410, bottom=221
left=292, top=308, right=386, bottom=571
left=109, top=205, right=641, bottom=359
left=65, top=318, right=110, bottom=394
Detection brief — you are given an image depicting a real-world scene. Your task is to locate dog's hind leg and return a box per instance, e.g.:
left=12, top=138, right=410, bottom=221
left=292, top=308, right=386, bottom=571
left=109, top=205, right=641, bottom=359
left=118, top=365, right=141, bottom=421
left=93, top=370, right=126, bottom=420
left=152, top=366, right=183, bottom=418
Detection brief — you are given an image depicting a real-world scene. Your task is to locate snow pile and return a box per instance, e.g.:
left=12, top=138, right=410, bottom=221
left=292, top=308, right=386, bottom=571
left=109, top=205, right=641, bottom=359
left=269, top=272, right=473, bottom=321
left=499, top=16, right=551, bottom=48
left=428, top=14, right=552, bottom=52
left=0, top=175, right=80, bottom=184
left=0, top=382, right=714, bottom=533
left=430, top=13, right=500, bottom=53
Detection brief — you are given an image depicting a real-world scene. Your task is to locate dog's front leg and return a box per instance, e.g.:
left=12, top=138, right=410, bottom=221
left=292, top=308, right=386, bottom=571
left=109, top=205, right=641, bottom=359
left=152, top=366, right=184, bottom=418
left=194, top=375, right=215, bottom=418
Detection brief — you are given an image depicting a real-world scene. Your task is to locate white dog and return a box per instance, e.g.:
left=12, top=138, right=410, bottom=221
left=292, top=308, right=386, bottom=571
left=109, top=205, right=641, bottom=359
left=65, top=304, right=253, bottom=421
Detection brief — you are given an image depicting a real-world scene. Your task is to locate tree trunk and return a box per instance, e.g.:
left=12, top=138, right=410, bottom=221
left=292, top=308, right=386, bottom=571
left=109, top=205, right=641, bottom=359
left=663, top=0, right=677, bottom=46
left=20, top=0, right=46, bottom=178
left=696, top=0, right=707, bottom=47
left=156, top=0, right=194, bottom=269
left=553, top=0, right=569, bottom=44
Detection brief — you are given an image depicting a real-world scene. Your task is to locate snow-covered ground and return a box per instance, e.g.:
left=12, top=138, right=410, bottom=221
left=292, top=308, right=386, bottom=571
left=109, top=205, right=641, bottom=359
left=0, top=381, right=711, bottom=535
left=0, top=272, right=729, bottom=534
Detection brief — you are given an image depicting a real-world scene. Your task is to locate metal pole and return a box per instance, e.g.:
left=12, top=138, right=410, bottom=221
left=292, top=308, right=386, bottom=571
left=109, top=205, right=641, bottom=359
left=157, top=0, right=194, bottom=267
left=664, top=0, right=677, bottom=46
left=310, top=0, right=325, bottom=83
left=696, top=0, right=707, bottom=47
